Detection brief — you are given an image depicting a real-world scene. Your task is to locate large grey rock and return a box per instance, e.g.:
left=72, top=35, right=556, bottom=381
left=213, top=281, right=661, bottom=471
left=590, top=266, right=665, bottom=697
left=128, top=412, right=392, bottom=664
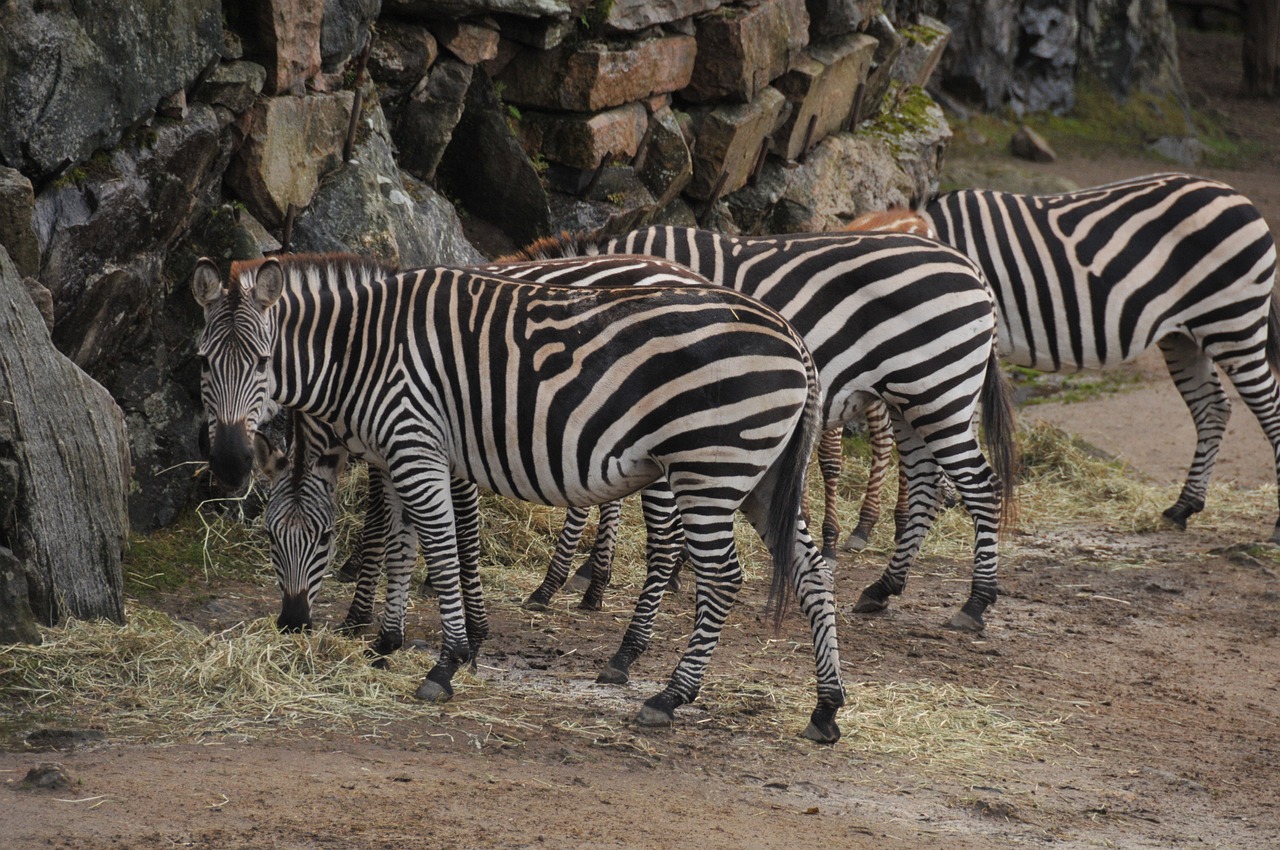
left=806, top=0, right=880, bottom=39
left=322, top=0, right=381, bottom=72
left=772, top=33, right=877, bottom=161
left=1009, top=1, right=1077, bottom=115
left=0, top=245, right=129, bottom=628
left=437, top=72, right=551, bottom=247
left=31, top=104, right=235, bottom=532
left=394, top=58, right=474, bottom=182
left=369, top=19, right=440, bottom=96
left=35, top=104, right=232, bottom=364
left=0, top=0, right=223, bottom=180
left=294, top=100, right=485, bottom=268
left=637, top=107, right=694, bottom=208
left=764, top=86, right=950, bottom=233
left=602, top=0, right=724, bottom=33
left=0, top=547, right=41, bottom=645
left=686, top=86, right=788, bottom=201
left=0, top=167, right=40, bottom=278
left=193, top=61, right=269, bottom=116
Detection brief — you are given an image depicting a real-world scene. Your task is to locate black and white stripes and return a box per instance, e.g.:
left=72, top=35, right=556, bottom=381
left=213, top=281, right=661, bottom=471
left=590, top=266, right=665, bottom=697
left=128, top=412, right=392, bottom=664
left=924, top=173, right=1280, bottom=538
left=193, top=253, right=845, bottom=741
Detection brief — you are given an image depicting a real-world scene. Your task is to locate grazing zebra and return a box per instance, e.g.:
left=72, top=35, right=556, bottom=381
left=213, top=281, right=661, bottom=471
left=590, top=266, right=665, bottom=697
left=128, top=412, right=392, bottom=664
left=507, top=226, right=1018, bottom=633
left=192, top=253, right=846, bottom=741
left=922, top=173, right=1280, bottom=540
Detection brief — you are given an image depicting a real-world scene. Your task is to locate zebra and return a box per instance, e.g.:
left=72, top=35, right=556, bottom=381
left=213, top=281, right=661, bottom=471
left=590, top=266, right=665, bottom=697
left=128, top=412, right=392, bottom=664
left=269, top=256, right=746, bottom=647
left=191, top=252, right=846, bottom=741
left=920, top=173, right=1280, bottom=541
left=549, top=209, right=947, bottom=592
left=504, top=226, right=1019, bottom=634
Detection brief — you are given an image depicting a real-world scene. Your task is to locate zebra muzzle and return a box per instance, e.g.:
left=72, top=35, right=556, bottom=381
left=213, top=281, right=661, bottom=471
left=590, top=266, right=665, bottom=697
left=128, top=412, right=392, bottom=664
left=208, top=419, right=254, bottom=490
left=276, top=592, right=313, bottom=633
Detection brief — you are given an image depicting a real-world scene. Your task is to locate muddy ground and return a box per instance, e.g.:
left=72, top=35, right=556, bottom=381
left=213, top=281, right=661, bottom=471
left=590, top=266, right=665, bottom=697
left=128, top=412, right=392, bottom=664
left=4, top=26, right=1280, bottom=850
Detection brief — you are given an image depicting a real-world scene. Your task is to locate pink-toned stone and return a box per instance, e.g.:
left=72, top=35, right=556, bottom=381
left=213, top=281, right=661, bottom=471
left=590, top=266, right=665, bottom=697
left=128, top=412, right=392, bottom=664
left=224, top=92, right=355, bottom=227
left=433, top=18, right=501, bottom=65
left=517, top=102, right=649, bottom=169
left=773, top=33, right=877, bottom=160
left=686, top=85, right=787, bottom=200
left=238, top=0, right=323, bottom=95
left=683, top=0, right=809, bottom=104
left=497, top=35, right=697, bottom=112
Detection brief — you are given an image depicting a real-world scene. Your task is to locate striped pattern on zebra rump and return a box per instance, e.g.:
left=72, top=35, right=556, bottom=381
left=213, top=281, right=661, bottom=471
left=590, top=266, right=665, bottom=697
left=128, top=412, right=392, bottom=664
left=505, top=226, right=1018, bottom=632
left=192, top=253, right=845, bottom=742
left=923, top=172, right=1280, bottom=540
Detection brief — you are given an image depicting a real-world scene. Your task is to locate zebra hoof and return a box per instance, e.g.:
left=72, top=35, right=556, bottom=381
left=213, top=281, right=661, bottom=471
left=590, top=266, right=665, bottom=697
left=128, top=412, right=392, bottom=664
left=944, top=610, right=985, bottom=633
left=596, top=665, right=629, bottom=685
left=821, top=544, right=838, bottom=562
left=566, top=573, right=592, bottom=593
left=635, top=704, right=674, bottom=728
left=521, top=597, right=550, bottom=612
left=419, top=581, right=439, bottom=599
left=851, top=588, right=889, bottom=614
left=576, top=596, right=604, bottom=612
left=414, top=678, right=454, bottom=703
left=842, top=530, right=870, bottom=553
left=370, top=656, right=390, bottom=671
left=801, top=707, right=841, bottom=745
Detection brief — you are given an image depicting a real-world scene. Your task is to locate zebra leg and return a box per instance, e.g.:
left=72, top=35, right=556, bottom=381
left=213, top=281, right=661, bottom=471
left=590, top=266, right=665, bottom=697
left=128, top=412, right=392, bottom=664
left=451, top=478, right=489, bottom=665
left=339, top=464, right=390, bottom=635
left=367, top=472, right=419, bottom=665
left=852, top=413, right=943, bottom=616
left=1209, top=335, right=1280, bottom=542
left=635, top=527, right=743, bottom=729
left=844, top=400, right=894, bottom=552
left=816, top=427, right=843, bottom=560
left=1160, top=336, right=1232, bottom=529
left=741, top=492, right=845, bottom=744
left=526, top=505, right=592, bottom=609
left=936, top=451, right=1004, bottom=632
left=597, top=487, right=682, bottom=685
left=375, top=462, right=468, bottom=703
left=579, top=499, right=622, bottom=611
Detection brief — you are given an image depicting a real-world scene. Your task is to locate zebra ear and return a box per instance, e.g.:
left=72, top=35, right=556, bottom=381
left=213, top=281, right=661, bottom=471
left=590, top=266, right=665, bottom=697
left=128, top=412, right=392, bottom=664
left=252, top=258, right=286, bottom=312
left=190, top=258, right=225, bottom=309
left=252, top=432, right=288, bottom=484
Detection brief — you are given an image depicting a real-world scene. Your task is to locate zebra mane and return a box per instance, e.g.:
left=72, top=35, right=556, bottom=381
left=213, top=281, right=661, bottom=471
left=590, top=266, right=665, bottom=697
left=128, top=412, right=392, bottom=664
left=288, top=409, right=306, bottom=494
left=231, top=252, right=395, bottom=290
left=497, top=230, right=607, bottom=263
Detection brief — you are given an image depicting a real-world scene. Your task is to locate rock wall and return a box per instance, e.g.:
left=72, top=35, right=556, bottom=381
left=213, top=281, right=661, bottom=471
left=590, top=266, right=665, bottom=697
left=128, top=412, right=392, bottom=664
left=925, top=0, right=1188, bottom=116
left=0, top=0, right=955, bottom=626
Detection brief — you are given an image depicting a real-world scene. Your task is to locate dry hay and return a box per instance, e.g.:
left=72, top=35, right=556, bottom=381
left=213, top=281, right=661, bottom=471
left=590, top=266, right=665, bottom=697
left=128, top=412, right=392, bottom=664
left=6, top=422, right=1270, bottom=774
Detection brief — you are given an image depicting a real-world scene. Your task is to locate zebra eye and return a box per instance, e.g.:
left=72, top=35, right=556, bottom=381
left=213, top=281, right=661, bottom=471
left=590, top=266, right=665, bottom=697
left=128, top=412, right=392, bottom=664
left=198, top=354, right=210, bottom=371
left=256, top=356, right=270, bottom=372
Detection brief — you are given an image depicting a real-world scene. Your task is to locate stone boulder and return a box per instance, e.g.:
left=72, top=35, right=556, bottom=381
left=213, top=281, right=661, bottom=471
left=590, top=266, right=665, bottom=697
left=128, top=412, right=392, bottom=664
left=224, top=92, right=355, bottom=228
left=773, top=33, right=877, bottom=161
left=497, top=35, right=698, bottom=113
left=32, top=103, right=236, bottom=532
left=518, top=103, right=649, bottom=170
left=0, top=168, right=40, bottom=279
left=807, top=0, right=881, bottom=40
left=393, top=57, right=474, bottom=182
left=683, top=0, right=810, bottom=104
left=686, top=86, right=788, bottom=201
left=602, top=0, right=724, bottom=33
left=0, top=246, right=129, bottom=630
left=322, top=0, right=381, bottom=73
left=294, top=99, right=485, bottom=268
left=227, top=0, right=323, bottom=95
left=436, top=72, right=551, bottom=248
left=0, top=0, right=223, bottom=180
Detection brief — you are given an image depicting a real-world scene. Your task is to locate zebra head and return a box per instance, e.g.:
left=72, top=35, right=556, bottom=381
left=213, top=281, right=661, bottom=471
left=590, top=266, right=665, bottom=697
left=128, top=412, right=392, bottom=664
left=253, top=426, right=341, bottom=632
left=191, top=257, right=286, bottom=491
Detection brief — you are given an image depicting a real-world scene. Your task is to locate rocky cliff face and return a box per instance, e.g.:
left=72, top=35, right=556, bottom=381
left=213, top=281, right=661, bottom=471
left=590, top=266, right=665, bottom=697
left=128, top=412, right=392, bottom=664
left=0, top=0, right=1185, bottom=629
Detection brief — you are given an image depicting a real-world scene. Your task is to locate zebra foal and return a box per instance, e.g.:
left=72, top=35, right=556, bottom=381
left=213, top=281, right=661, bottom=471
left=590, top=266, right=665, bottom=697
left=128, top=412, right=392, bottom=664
left=923, top=173, right=1280, bottom=540
left=192, top=253, right=845, bottom=741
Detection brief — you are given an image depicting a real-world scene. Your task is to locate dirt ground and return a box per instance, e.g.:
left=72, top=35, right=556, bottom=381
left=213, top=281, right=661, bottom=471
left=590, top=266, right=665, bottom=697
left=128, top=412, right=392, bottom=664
left=5, top=27, right=1280, bottom=850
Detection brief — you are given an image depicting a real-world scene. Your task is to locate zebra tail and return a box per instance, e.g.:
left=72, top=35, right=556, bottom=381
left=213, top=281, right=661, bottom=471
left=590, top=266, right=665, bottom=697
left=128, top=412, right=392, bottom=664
left=766, top=363, right=823, bottom=633
left=980, top=348, right=1020, bottom=529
